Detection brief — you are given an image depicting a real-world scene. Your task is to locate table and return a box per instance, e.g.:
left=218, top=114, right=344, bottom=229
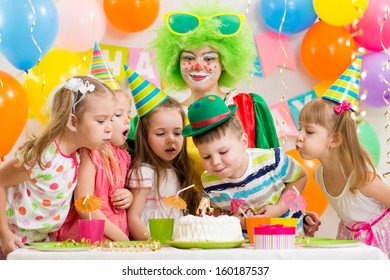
left=7, top=243, right=388, bottom=260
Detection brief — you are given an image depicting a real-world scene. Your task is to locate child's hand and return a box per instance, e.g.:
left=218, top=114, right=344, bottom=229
left=232, top=208, right=255, bottom=229
left=255, top=204, right=285, bottom=218
left=303, top=211, right=321, bottom=237
left=0, top=229, right=24, bottom=258
left=111, top=189, right=134, bottom=210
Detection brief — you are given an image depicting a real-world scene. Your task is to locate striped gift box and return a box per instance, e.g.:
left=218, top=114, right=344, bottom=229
left=254, top=224, right=295, bottom=250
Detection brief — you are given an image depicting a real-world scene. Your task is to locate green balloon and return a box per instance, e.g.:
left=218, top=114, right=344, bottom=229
left=357, top=120, right=380, bottom=166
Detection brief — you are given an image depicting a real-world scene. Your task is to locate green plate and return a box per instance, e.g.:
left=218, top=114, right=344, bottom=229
left=27, top=242, right=91, bottom=251
left=166, top=240, right=247, bottom=249
left=296, top=237, right=360, bottom=248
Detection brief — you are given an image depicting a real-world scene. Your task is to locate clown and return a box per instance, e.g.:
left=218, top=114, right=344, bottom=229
left=128, top=2, right=279, bottom=195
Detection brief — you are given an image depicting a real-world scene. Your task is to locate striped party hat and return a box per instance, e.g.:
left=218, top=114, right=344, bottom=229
left=124, top=65, right=168, bottom=117
left=89, top=42, right=120, bottom=90
left=322, top=56, right=362, bottom=112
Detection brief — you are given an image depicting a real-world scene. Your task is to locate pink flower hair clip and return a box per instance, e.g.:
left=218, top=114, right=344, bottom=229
left=334, top=100, right=351, bottom=115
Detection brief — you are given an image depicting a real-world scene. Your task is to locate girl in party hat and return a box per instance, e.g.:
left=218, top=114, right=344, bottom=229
left=296, top=56, right=390, bottom=257
left=0, top=76, right=115, bottom=258
left=56, top=44, right=133, bottom=242
left=125, top=66, right=193, bottom=240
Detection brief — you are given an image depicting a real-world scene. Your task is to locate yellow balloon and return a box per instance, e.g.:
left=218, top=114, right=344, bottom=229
left=24, top=48, right=89, bottom=124
left=313, top=0, right=368, bottom=26
left=75, top=49, right=93, bottom=72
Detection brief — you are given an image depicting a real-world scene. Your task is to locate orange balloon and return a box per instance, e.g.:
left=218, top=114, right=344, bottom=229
left=0, top=71, right=28, bottom=156
left=301, top=21, right=357, bottom=81
left=103, top=0, right=160, bottom=33
left=312, top=80, right=333, bottom=97
left=286, top=149, right=328, bottom=216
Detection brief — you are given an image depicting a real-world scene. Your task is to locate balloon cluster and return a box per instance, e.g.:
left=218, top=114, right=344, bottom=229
left=0, top=0, right=160, bottom=157
left=260, top=0, right=390, bottom=108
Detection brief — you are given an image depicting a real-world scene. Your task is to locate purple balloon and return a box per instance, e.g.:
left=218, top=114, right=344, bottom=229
left=360, top=52, right=390, bottom=108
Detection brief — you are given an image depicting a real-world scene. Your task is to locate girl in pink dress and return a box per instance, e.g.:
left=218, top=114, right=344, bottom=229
left=56, top=89, right=133, bottom=242
left=0, top=76, right=116, bottom=258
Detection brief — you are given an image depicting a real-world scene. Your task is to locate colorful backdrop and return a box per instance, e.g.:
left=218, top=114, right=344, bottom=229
left=1, top=0, right=389, bottom=238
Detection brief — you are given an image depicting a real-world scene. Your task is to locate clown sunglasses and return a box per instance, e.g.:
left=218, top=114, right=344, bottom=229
left=164, top=12, right=246, bottom=37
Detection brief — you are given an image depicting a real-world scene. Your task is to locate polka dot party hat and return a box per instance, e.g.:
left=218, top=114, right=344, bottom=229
left=322, top=55, right=362, bottom=112
left=89, top=42, right=120, bottom=90
left=124, top=64, right=168, bottom=117
left=182, top=94, right=237, bottom=137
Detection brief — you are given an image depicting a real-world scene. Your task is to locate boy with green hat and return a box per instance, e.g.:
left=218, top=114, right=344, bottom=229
left=183, top=94, right=308, bottom=233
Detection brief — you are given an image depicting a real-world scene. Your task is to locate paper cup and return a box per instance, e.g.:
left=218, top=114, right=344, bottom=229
left=78, top=219, right=105, bottom=243
left=148, top=218, right=174, bottom=245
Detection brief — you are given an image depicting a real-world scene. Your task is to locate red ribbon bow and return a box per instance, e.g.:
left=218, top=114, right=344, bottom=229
left=334, top=100, right=351, bottom=115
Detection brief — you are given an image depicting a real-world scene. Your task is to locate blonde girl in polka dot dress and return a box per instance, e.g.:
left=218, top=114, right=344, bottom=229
left=0, top=76, right=116, bottom=258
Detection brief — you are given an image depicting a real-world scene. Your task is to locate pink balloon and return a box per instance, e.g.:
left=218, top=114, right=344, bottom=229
left=55, top=0, right=106, bottom=52
left=354, top=0, right=390, bottom=52
left=360, top=52, right=390, bottom=108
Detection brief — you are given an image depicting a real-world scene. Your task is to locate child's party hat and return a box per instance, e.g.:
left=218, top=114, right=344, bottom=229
left=89, top=42, right=120, bottom=90
left=124, top=65, right=168, bottom=117
left=322, top=56, right=362, bottom=112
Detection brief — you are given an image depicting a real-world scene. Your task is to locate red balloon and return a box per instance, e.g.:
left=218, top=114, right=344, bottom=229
left=103, top=0, right=160, bottom=33
left=301, top=21, right=357, bottom=81
left=0, top=71, right=28, bottom=156
left=286, top=149, right=328, bottom=216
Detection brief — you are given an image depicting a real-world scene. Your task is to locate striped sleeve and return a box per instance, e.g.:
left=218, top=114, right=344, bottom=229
left=274, top=149, right=302, bottom=183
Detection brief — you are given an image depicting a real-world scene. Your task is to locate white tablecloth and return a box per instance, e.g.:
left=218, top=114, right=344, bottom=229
left=7, top=243, right=388, bottom=260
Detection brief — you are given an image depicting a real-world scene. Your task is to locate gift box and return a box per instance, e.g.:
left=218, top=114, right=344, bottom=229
left=254, top=224, right=296, bottom=250
left=246, top=217, right=297, bottom=244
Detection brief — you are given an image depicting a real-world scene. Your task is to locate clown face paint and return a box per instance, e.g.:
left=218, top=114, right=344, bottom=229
left=180, top=46, right=222, bottom=95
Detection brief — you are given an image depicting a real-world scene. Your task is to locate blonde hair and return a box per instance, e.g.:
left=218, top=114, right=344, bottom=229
left=20, top=76, right=114, bottom=169
left=92, top=89, right=132, bottom=187
left=299, top=98, right=376, bottom=192
left=193, top=114, right=244, bottom=146
left=129, top=97, right=194, bottom=201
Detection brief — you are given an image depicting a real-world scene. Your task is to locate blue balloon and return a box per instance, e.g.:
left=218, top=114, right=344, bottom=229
left=260, top=0, right=317, bottom=35
left=0, top=0, right=58, bottom=71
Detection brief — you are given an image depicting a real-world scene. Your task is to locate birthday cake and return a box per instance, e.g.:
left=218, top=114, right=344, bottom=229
left=173, top=215, right=244, bottom=242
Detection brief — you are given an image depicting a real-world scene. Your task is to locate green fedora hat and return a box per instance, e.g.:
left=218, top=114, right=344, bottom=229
left=182, top=94, right=237, bottom=137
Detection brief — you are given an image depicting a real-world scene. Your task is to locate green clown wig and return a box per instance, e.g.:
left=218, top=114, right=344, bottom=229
left=150, top=2, right=257, bottom=91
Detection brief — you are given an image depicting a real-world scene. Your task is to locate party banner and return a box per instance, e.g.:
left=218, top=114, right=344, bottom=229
left=269, top=101, right=298, bottom=138
left=99, top=44, right=129, bottom=82
left=287, top=90, right=317, bottom=128
left=253, top=55, right=264, bottom=77
left=254, top=31, right=296, bottom=77
left=128, top=48, right=161, bottom=87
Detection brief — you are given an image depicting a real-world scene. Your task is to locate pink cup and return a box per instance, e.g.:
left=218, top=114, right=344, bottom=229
left=78, top=219, right=105, bottom=243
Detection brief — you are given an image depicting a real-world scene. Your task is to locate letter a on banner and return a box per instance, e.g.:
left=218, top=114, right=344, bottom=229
left=128, top=48, right=161, bottom=87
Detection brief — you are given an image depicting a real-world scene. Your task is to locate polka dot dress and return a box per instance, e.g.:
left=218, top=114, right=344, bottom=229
left=6, top=140, right=79, bottom=243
